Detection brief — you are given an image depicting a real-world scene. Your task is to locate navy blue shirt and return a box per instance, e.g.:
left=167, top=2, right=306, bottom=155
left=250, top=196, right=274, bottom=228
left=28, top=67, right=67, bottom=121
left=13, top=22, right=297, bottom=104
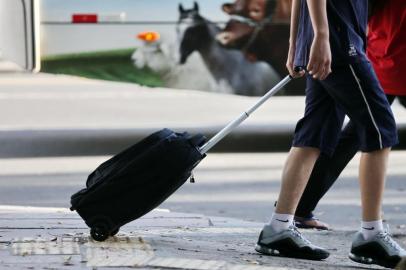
left=294, top=0, right=369, bottom=67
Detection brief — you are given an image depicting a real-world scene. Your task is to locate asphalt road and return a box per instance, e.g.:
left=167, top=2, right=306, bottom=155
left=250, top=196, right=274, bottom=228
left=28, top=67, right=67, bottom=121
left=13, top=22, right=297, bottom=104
left=1, top=152, right=405, bottom=231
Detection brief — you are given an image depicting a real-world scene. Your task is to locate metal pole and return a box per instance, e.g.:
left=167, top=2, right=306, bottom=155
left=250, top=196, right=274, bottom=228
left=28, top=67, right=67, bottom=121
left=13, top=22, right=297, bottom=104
left=20, top=0, right=29, bottom=70
left=199, top=75, right=292, bottom=154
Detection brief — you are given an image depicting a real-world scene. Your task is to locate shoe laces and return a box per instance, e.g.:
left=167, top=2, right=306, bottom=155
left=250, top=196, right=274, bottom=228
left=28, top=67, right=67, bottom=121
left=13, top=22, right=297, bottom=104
left=376, top=226, right=402, bottom=252
left=289, top=226, right=311, bottom=245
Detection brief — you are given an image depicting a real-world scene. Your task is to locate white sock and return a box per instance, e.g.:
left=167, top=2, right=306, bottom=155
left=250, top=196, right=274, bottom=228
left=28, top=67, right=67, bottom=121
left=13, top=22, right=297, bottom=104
left=361, top=220, right=384, bottom=240
left=269, top=213, right=294, bottom=233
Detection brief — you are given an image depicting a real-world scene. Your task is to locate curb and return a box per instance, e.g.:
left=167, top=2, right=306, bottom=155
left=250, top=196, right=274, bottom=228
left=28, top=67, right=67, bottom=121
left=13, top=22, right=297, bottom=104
left=2, top=124, right=406, bottom=157
left=0, top=127, right=294, bottom=158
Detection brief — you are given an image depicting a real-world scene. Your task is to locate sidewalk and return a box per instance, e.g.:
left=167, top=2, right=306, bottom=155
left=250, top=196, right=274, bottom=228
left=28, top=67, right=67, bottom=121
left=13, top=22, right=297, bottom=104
left=1, top=72, right=406, bottom=157
left=1, top=205, right=405, bottom=269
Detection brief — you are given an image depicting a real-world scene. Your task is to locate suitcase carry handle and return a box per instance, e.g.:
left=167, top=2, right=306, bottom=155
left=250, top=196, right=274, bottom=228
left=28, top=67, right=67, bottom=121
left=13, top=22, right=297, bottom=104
left=199, top=73, right=298, bottom=154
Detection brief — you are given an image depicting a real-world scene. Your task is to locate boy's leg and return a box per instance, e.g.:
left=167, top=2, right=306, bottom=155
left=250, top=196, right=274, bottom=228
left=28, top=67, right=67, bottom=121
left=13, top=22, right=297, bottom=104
left=319, top=64, right=393, bottom=223
left=295, top=122, right=359, bottom=222
left=255, top=76, right=343, bottom=260
left=275, top=147, right=320, bottom=214
left=275, top=75, right=344, bottom=217
left=317, top=62, right=405, bottom=268
left=358, top=95, right=396, bottom=221
left=255, top=146, right=331, bottom=260
left=350, top=148, right=405, bottom=269
left=359, top=148, right=389, bottom=221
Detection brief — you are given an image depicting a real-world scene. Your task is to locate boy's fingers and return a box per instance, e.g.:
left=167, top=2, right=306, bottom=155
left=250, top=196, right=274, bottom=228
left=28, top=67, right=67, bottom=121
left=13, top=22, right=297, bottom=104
left=320, top=62, right=331, bottom=80
left=310, top=62, right=321, bottom=77
left=308, top=61, right=321, bottom=76
left=316, top=65, right=325, bottom=80
left=292, top=70, right=305, bottom=78
left=307, top=61, right=314, bottom=74
left=319, top=67, right=328, bottom=80
left=308, top=61, right=331, bottom=80
left=286, top=61, right=293, bottom=75
left=291, top=71, right=302, bottom=78
left=287, top=65, right=295, bottom=77
left=287, top=62, right=304, bottom=78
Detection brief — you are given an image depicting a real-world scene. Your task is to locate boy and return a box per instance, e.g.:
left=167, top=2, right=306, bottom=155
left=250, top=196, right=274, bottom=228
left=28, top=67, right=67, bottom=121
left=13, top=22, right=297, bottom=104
left=254, top=0, right=406, bottom=268
left=295, top=0, right=406, bottom=231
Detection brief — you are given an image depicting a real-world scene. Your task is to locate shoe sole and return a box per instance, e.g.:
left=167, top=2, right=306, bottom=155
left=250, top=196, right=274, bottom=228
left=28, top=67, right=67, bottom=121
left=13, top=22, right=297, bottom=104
left=349, top=252, right=399, bottom=269
left=255, top=244, right=329, bottom=261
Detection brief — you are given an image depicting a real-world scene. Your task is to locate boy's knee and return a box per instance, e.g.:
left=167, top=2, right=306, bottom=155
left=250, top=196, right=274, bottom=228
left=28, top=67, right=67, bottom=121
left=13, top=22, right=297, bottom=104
left=361, top=147, right=391, bottom=155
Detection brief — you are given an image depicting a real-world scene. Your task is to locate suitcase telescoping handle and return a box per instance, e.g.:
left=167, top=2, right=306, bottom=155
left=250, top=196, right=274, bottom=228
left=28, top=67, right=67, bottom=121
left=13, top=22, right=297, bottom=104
left=199, top=68, right=302, bottom=154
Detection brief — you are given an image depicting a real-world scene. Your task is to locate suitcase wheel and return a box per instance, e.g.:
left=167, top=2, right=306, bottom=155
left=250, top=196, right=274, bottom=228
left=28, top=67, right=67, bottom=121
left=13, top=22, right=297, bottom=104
left=90, top=226, right=109, bottom=242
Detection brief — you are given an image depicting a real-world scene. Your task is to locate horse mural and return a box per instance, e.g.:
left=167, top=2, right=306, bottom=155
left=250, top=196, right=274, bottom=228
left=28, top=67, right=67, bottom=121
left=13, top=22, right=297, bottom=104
left=177, top=2, right=280, bottom=96
left=217, top=0, right=304, bottom=94
left=217, top=18, right=290, bottom=75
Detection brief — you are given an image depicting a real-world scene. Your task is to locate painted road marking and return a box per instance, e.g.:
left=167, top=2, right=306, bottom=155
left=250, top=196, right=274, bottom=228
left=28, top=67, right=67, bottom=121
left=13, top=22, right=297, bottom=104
left=85, top=236, right=154, bottom=267
left=88, top=256, right=294, bottom=269
left=10, top=235, right=297, bottom=270
left=11, top=237, right=80, bottom=256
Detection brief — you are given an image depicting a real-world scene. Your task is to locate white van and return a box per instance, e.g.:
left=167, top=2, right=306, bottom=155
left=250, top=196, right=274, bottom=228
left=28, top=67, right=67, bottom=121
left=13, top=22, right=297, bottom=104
left=40, top=0, right=228, bottom=56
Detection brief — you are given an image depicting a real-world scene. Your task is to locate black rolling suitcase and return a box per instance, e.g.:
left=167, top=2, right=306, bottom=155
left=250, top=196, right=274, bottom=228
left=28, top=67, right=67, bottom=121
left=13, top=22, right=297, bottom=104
left=70, top=74, right=294, bottom=241
left=70, top=128, right=206, bottom=241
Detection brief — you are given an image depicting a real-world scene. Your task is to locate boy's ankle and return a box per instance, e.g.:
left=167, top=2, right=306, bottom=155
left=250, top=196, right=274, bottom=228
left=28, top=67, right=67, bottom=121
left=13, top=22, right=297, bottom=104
left=269, top=213, right=294, bottom=233
left=360, top=220, right=384, bottom=240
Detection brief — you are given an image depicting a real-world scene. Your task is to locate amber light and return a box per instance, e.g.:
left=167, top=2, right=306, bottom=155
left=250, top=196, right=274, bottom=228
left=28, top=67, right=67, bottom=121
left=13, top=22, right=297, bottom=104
left=137, top=31, right=160, bottom=42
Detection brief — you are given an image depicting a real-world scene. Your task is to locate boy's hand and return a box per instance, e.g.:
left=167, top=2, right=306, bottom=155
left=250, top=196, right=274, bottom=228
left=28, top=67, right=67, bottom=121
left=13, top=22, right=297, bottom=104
left=286, top=44, right=305, bottom=78
left=307, top=35, right=332, bottom=80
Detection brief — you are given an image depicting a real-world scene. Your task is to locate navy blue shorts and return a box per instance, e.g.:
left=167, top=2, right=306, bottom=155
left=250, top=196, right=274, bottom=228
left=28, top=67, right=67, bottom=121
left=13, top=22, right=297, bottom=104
left=292, top=61, right=398, bottom=156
